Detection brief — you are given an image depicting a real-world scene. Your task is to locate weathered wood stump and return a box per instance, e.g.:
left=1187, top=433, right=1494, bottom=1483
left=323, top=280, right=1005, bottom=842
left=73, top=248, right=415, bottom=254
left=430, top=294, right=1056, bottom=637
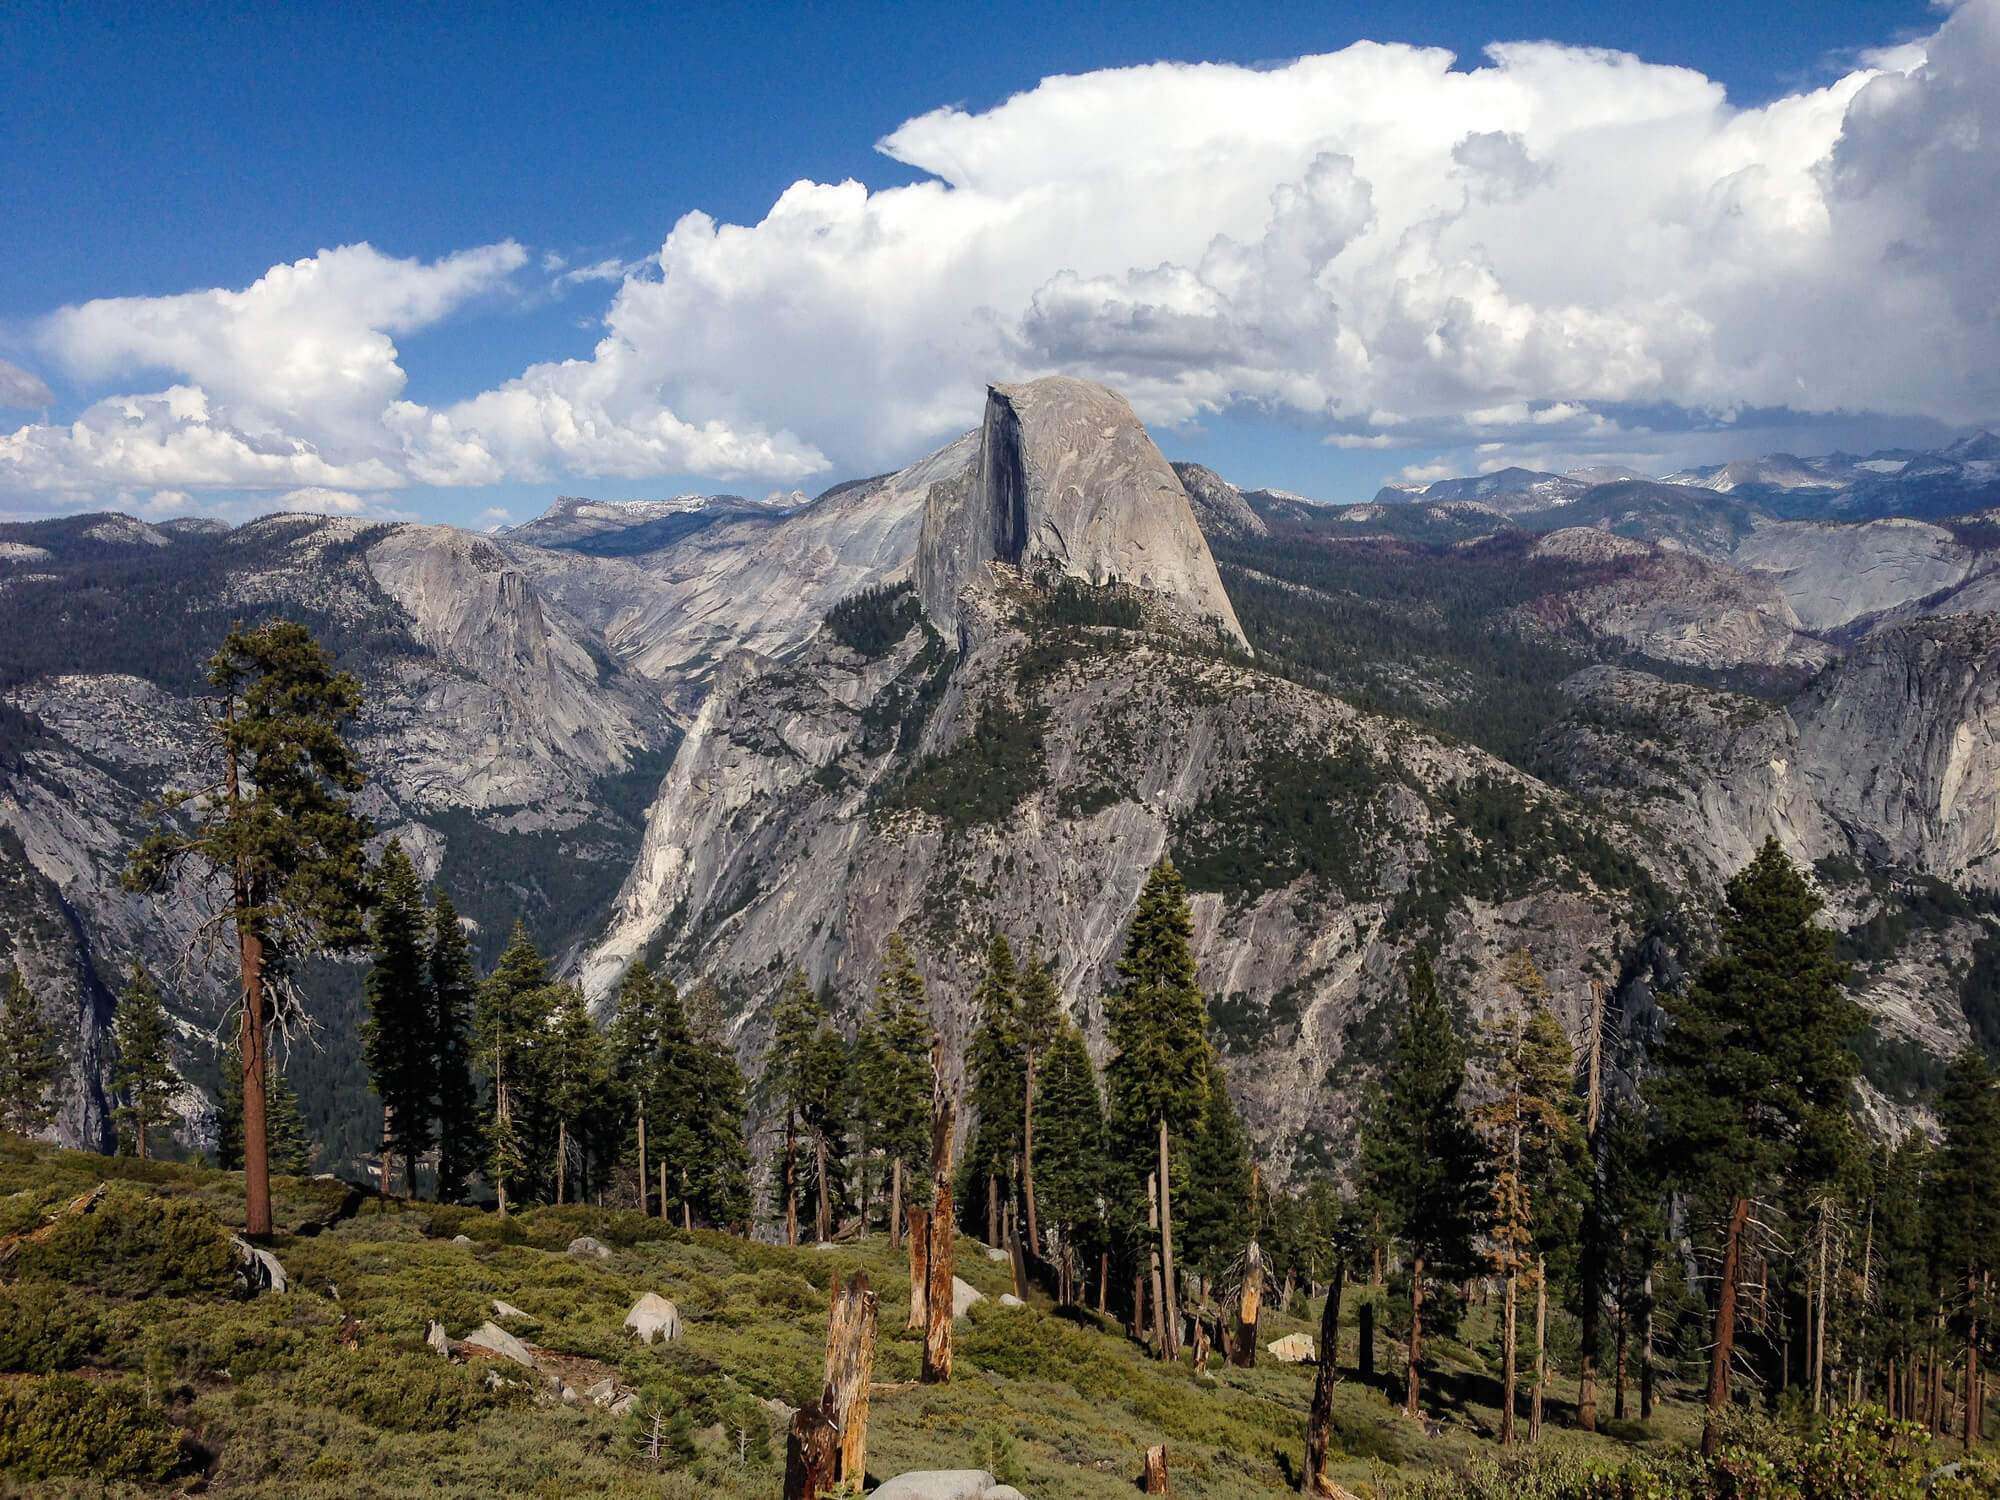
left=784, top=1402, right=838, bottom=1500
left=1143, top=1441, right=1170, bottom=1494
left=922, top=1041, right=957, bottom=1384
left=906, top=1206, right=929, bottom=1332
left=1306, top=1260, right=1346, bottom=1495
left=823, top=1271, right=878, bottom=1492
left=1231, top=1240, right=1264, bottom=1368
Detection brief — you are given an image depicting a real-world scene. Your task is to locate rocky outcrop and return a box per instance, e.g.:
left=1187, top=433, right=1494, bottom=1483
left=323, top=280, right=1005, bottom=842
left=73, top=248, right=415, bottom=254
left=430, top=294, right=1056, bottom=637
left=1730, top=517, right=1988, bottom=631
left=919, top=379, right=1246, bottom=647
left=1171, top=463, right=1269, bottom=540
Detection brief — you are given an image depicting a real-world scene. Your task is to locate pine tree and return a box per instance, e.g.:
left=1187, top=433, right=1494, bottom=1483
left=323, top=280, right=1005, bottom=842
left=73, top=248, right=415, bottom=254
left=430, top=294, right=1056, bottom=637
left=112, top=963, right=179, bottom=1159
left=266, top=1066, right=311, bottom=1176
left=1934, top=1049, right=2000, bottom=1443
left=125, top=619, right=372, bottom=1237
left=1104, top=860, right=1212, bottom=1359
left=683, top=1026, right=753, bottom=1231
left=1034, top=1019, right=1107, bottom=1303
left=856, top=934, right=934, bottom=1234
left=361, top=840, right=434, bottom=1198
left=762, top=968, right=826, bottom=1244
left=477, top=922, right=554, bottom=1215
left=546, top=982, right=608, bottom=1205
left=965, top=933, right=1023, bottom=1245
left=1648, top=838, right=1861, bottom=1455
left=0, top=969, right=61, bottom=1137
left=1017, top=949, right=1063, bottom=1256
left=1872, top=1132, right=1937, bottom=1419
left=1360, top=948, right=1479, bottom=1418
left=1178, top=1054, right=1252, bottom=1284
left=428, top=892, right=482, bottom=1203
left=1597, top=1102, right=1664, bottom=1421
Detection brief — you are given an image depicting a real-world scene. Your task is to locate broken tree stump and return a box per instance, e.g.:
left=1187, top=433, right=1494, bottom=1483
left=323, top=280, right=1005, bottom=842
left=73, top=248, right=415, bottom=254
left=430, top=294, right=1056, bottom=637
left=1306, top=1259, right=1346, bottom=1495
left=1143, top=1442, right=1170, bottom=1494
left=922, top=1039, right=957, bottom=1384
left=784, top=1402, right=839, bottom=1500
left=822, top=1270, right=878, bottom=1493
left=1231, top=1240, right=1264, bottom=1368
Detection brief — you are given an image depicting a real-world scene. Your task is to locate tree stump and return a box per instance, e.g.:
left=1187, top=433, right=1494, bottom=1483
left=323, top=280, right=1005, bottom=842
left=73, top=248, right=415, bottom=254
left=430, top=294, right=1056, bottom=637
left=1306, top=1260, right=1345, bottom=1495
left=922, top=1038, right=957, bottom=1385
left=784, top=1402, right=839, bottom=1500
left=1143, top=1442, right=1169, bottom=1494
left=1231, top=1240, right=1264, bottom=1368
left=906, top=1206, right=929, bottom=1331
left=822, top=1271, right=878, bottom=1492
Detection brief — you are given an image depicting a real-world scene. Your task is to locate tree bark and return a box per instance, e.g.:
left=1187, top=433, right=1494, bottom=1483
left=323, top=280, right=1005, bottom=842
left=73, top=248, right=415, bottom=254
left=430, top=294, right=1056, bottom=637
left=988, top=1174, right=1000, bottom=1250
left=1098, top=1248, right=1109, bottom=1318
left=1158, top=1117, right=1180, bottom=1362
left=1306, top=1259, right=1345, bottom=1495
left=1142, top=1443, right=1169, bottom=1495
left=822, top=1271, right=878, bottom=1493
left=1147, top=1171, right=1166, bottom=1355
left=1702, top=1195, right=1750, bottom=1458
left=1500, top=1270, right=1518, bottom=1445
left=637, top=1112, right=649, bottom=1218
left=555, top=1116, right=566, bottom=1205
left=784, top=1108, right=797, bottom=1246
left=1531, top=1256, right=1548, bottom=1443
left=783, top=1403, right=839, bottom=1500
left=1615, top=1298, right=1628, bottom=1421
left=1406, top=1254, right=1425, bottom=1419
left=889, top=1158, right=902, bottom=1248
left=1232, top=1240, right=1264, bottom=1368
left=1640, top=1271, right=1655, bottom=1420
left=660, top=1160, right=668, bottom=1229
left=906, top=1205, right=929, bottom=1331
left=816, top=1132, right=832, bottom=1243
left=921, top=1042, right=955, bottom=1384
left=1023, top=1049, right=1040, bottom=1259
left=237, top=921, right=273, bottom=1237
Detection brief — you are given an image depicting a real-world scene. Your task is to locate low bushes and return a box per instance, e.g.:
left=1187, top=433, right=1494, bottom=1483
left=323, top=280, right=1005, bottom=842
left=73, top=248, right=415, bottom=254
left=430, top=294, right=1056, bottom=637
left=0, top=1373, right=186, bottom=1482
left=287, top=1341, right=512, bottom=1432
left=10, top=1186, right=235, bottom=1299
left=0, top=1283, right=105, bottom=1373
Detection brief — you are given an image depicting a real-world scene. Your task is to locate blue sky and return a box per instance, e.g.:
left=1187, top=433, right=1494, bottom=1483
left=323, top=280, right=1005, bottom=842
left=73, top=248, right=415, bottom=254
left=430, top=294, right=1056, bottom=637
left=3, top=1, right=1992, bottom=526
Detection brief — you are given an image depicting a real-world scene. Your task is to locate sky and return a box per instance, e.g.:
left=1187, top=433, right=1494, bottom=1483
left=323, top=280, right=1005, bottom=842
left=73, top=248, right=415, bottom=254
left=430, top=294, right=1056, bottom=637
left=2, top=1, right=1995, bottom=528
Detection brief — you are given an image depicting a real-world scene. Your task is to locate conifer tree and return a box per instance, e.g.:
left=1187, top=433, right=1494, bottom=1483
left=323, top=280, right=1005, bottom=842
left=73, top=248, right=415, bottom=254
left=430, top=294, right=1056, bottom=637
left=763, top=968, right=830, bottom=1244
left=1597, top=1102, right=1664, bottom=1421
left=428, top=892, right=482, bottom=1203
left=1178, top=1054, right=1252, bottom=1284
left=1104, top=859, right=1211, bottom=1359
left=1934, top=1049, right=2000, bottom=1442
left=682, top=1023, right=753, bottom=1231
left=546, top=982, right=608, bottom=1205
left=112, top=963, right=179, bottom=1159
left=1034, top=1019, right=1107, bottom=1303
left=1017, top=950, right=1063, bottom=1255
left=0, top=968, right=61, bottom=1137
left=126, top=619, right=372, bottom=1236
left=1649, top=838, right=1861, bottom=1456
left=857, top=934, right=934, bottom=1234
left=1360, top=948, right=1479, bottom=1418
left=477, top=922, right=554, bottom=1215
left=1872, top=1132, right=1937, bottom=1418
left=266, top=1066, right=310, bottom=1176
left=361, top=840, right=434, bottom=1198
left=965, top=933, right=1023, bottom=1245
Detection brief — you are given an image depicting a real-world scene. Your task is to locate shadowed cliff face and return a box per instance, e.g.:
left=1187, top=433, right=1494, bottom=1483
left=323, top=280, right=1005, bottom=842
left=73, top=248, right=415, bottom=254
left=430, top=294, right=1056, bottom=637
left=919, top=378, right=1247, bottom=648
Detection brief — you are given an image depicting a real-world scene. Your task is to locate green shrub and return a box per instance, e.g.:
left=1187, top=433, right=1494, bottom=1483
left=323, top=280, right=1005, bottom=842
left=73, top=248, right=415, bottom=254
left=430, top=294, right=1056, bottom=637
left=0, top=1373, right=185, bottom=1482
left=10, top=1186, right=236, bottom=1298
left=0, top=1283, right=104, bottom=1373
left=287, top=1341, right=510, bottom=1432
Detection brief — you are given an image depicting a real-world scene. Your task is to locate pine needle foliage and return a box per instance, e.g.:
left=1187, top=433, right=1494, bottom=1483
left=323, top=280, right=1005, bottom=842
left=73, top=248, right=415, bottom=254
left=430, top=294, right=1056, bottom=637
left=111, top=964, right=179, bottom=1159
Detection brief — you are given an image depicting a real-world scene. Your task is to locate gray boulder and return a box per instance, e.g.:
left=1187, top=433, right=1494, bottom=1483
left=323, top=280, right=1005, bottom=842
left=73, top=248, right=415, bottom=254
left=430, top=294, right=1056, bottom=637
left=451, top=1234, right=475, bottom=1246
left=951, top=1277, right=984, bottom=1318
left=869, top=1472, right=999, bottom=1500
left=568, top=1235, right=613, bottom=1260
left=229, top=1235, right=287, bottom=1295
left=998, top=1293, right=1025, bottom=1308
left=624, top=1292, right=682, bottom=1344
left=463, top=1320, right=536, bottom=1368
left=492, top=1299, right=528, bottom=1319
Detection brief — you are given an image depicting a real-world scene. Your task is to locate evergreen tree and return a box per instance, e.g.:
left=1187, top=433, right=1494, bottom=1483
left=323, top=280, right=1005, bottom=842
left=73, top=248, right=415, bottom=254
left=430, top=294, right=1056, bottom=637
left=1104, top=859, right=1212, bottom=1357
left=1177, top=1054, right=1252, bottom=1284
left=965, top=933, right=1023, bottom=1243
left=219, top=1054, right=310, bottom=1175
left=126, top=619, right=372, bottom=1237
left=682, top=1025, right=753, bottom=1231
left=0, top=969, right=61, bottom=1136
left=361, top=840, right=434, bottom=1198
left=1034, top=1019, right=1107, bottom=1304
left=428, top=892, right=482, bottom=1203
left=1648, top=838, right=1861, bottom=1456
left=1871, top=1132, right=1937, bottom=1418
left=1597, top=1102, right=1664, bottom=1421
left=856, top=934, right=934, bottom=1231
left=1934, top=1049, right=2000, bottom=1440
left=1360, top=948, right=1480, bottom=1418
left=762, top=968, right=832, bottom=1244
left=477, top=922, right=554, bottom=1215
left=112, top=964, right=179, bottom=1159
left=1017, top=949, right=1063, bottom=1255
left=546, top=982, right=608, bottom=1205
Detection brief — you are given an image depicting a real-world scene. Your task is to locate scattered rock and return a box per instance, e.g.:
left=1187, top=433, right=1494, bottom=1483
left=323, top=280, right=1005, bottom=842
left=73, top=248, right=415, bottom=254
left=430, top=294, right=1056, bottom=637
left=229, top=1235, right=288, bottom=1295
left=813, top=1241, right=837, bottom=1251
left=984, top=1488, right=1029, bottom=1500
left=463, top=1320, right=537, bottom=1368
left=623, top=1292, right=682, bottom=1344
left=998, top=1293, right=1024, bottom=1308
left=984, top=1247, right=1009, bottom=1262
left=451, top=1234, right=475, bottom=1247
left=492, top=1299, right=528, bottom=1319
left=424, top=1320, right=456, bottom=1359
left=1267, top=1332, right=1315, bottom=1364
left=869, top=1471, right=999, bottom=1500
left=582, top=1378, right=617, bottom=1406
left=568, top=1236, right=612, bottom=1260
left=951, top=1277, right=984, bottom=1318
left=762, top=1395, right=798, bottom=1424
left=609, top=1393, right=638, bottom=1417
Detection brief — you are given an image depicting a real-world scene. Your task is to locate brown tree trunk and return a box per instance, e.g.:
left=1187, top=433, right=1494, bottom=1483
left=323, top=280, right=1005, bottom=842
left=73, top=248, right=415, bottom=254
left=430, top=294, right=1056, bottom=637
left=1531, top=1256, right=1548, bottom=1442
left=1500, top=1269, right=1518, bottom=1446
left=1702, top=1195, right=1750, bottom=1458
left=1147, top=1171, right=1166, bottom=1355
left=1098, top=1248, right=1109, bottom=1318
left=1158, top=1117, right=1180, bottom=1362
left=1306, top=1260, right=1345, bottom=1495
left=822, top=1271, right=878, bottom=1492
left=816, top=1133, right=832, bottom=1243
left=1641, top=1272, right=1655, bottom=1420
left=636, top=1112, right=648, bottom=1217
left=1406, top=1254, right=1425, bottom=1418
left=1615, top=1298, right=1628, bottom=1421
left=1023, top=1049, right=1041, bottom=1259
left=1191, top=1315, right=1211, bottom=1376
left=922, top=1043, right=956, bottom=1384
left=988, top=1174, right=1000, bottom=1249
left=1142, top=1443, right=1168, bottom=1494
left=659, top=1160, right=668, bottom=1227
left=1232, top=1240, right=1264, bottom=1368
left=906, top=1205, right=929, bottom=1331
left=237, top=919, right=273, bottom=1238
left=783, top=1403, right=839, bottom=1500
left=784, top=1109, right=798, bottom=1246
left=889, top=1157, right=902, bottom=1248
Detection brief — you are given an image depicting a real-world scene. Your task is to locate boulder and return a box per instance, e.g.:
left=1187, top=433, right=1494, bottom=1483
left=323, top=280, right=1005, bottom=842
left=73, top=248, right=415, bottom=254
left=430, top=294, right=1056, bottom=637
left=451, top=1234, right=475, bottom=1246
left=998, top=1293, right=1025, bottom=1308
left=869, top=1472, right=999, bottom=1500
left=951, top=1277, right=985, bottom=1318
left=1267, top=1332, right=1314, bottom=1364
left=624, top=1292, right=682, bottom=1344
left=984, top=1489, right=1029, bottom=1500
left=229, top=1235, right=287, bottom=1295
left=492, top=1299, right=528, bottom=1319
left=582, top=1378, right=617, bottom=1407
left=984, top=1247, right=1010, bottom=1263
left=762, top=1395, right=798, bottom=1424
left=609, top=1393, right=638, bottom=1417
left=463, top=1320, right=537, bottom=1368
left=568, top=1236, right=613, bottom=1260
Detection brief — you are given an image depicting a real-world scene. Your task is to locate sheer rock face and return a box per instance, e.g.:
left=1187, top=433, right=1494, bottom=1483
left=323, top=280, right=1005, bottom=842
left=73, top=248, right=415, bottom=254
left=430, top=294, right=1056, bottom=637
left=918, top=379, right=1246, bottom=648
left=1794, top=616, right=2000, bottom=889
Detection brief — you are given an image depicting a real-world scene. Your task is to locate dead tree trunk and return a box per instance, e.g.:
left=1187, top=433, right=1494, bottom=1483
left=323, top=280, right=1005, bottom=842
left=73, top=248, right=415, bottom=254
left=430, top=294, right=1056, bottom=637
left=1142, top=1442, right=1169, bottom=1494
left=1500, top=1269, right=1519, bottom=1446
left=1701, top=1196, right=1750, bottom=1458
left=815, top=1132, right=833, bottom=1243
left=783, top=1403, right=839, bottom=1500
left=822, top=1271, right=878, bottom=1492
left=637, top=1113, right=648, bottom=1218
left=922, top=1039, right=956, bottom=1384
left=889, top=1158, right=903, bottom=1249
left=906, top=1206, right=929, bottom=1332
left=1306, top=1259, right=1345, bottom=1495
left=1531, top=1256, right=1548, bottom=1443
left=1158, top=1117, right=1181, bottom=1362
left=1098, top=1248, right=1110, bottom=1317
left=987, top=1175, right=1000, bottom=1250
left=784, top=1109, right=797, bottom=1246
left=1147, top=1171, right=1166, bottom=1355
left=1232, top=1241, right=1264, bottom=1367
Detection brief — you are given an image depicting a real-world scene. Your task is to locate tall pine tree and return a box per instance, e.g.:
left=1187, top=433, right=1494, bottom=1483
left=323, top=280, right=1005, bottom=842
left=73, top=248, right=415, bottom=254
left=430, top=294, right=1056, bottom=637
left=1177, top=1054, right=1252, bottom=1285
left=546, top=982, right=608, bottom=1205
left=1017, top=949, right=1063, bottom=1256
left=1360, top=948, right=1479, bottom=1418
left=857, top=934, right=934, bottom=1235
left=1649, top=838, right=1860, bottom=1456
left=428, top=892, right=482, bottom=1203
left=965, top=933, right=1023, bottom=1246
left=112, top=964, right=179, bottom=1160
left=1934, top=1049, right=2000, bottom=1444
left=1035, top=1018, right=1107, bottom=1304
left=361, top=840, right=434, bottom=1198
left=477, top=922, right=554, bottom=1215
left=0, top=969, right=60, bottom=1137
